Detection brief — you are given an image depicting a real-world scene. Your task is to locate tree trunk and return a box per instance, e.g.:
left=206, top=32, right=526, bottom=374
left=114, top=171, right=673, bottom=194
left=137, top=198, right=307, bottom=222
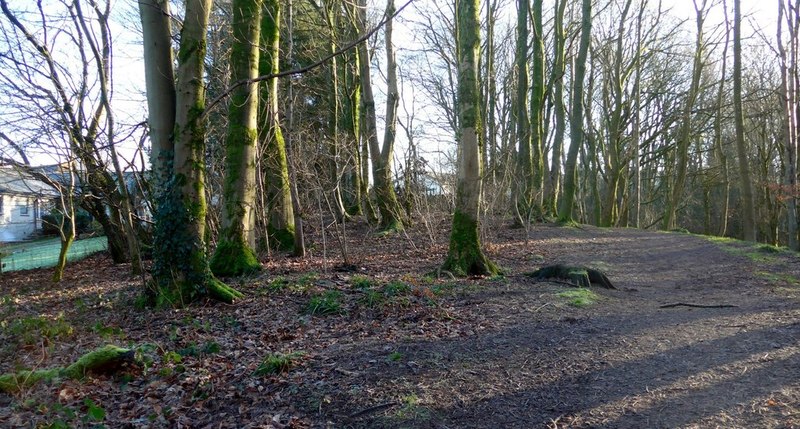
left=514, top=0, right=532, bottom=223
left=559, top=0, right=592, bottom=222
left=442, top=0, right=497, bottom=277
left=357, top=0, right=403, bottom=231
left=547, top=0, right=567, bottom=217
left=530, top=0, right=545, bottom=216
left=733, top=0, right=757, bottom=241
left=285, top=0, right=306, bottom=257
left=259, top=0, right=296, bottom=251
left=778, top=0, right=799, bottom=249
left=139, top=0, right=175, bottom=183
left=664, top=2, right=705, bottom=231
left=142, top=0, right=242, bottom=306
left=210, top=0, right=262, bottom=276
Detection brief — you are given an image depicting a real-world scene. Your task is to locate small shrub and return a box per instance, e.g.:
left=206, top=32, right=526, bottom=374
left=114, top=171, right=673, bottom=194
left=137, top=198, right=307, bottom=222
left=162, top=351, right=182, bottom=364
left=202, top=341, right=221, bottom=354
left=758, top=244, right=784, bottom=254
left=383, top=281, right=411, bottom=297
left=92, top=322, right=123, bottom=339
left=82, top=398, right=105, bottom=422
left=267, top=276, right=289, bottom=292
left=41, top=209, right=93, bottom=236
left=297, top=272, right=319, bottom=287
left=350, top=275, right=373, bottom=290
left=254, top=351, right=305, bottom=376
left=8, top=314, right=73, bottom=345
left=359, top=290, right=385, bottom=308
left=305, top=291, right=344, bottom=316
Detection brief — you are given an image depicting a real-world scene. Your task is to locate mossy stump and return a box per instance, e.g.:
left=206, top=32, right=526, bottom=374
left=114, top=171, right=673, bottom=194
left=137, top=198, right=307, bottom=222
left=0, top=345, right=135, bottom=393
left=526, top=264, right=616, bottom=289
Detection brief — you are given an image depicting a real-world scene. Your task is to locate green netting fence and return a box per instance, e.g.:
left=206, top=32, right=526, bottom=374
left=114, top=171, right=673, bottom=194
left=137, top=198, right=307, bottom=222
left=0, top=236, right=108, bottom=273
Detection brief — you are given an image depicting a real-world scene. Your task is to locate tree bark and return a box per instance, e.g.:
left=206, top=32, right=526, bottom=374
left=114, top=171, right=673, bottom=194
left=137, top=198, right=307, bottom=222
left=442, top=0, right=497, bottom=276
left=547, top=0, right=567, bottom=217
left=514, top=0, right=532, bottom=223
left=259, top=0, right=296, bottom=251
left=210, top=0, right=263, bottom=276
left=357, top=0, right=403, bottom=231
left=143, top=0, right=242, bottom=305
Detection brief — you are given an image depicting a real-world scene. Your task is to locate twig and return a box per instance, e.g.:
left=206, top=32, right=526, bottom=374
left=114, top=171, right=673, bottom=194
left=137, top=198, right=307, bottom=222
left=347, top=401, right=400, bottom=419
left=659, top=302, right=738, bottom=309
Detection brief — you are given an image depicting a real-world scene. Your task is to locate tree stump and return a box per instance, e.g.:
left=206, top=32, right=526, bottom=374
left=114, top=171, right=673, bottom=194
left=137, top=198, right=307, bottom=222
left=526, top=264, right=616, bottom=289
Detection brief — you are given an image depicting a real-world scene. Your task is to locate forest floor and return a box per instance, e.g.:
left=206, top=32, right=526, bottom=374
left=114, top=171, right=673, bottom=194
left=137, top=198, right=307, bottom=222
left=0, top=216, right=799, bottom=428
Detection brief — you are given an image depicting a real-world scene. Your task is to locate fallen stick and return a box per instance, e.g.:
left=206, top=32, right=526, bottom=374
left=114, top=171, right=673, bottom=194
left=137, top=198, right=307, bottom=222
left=659, top=302, right=738, bottom=309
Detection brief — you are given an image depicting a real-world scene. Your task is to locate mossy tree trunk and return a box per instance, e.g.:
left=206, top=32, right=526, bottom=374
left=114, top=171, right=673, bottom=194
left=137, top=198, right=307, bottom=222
left=258, top=0, right=296, bottom=251
left=442, top=0, right=498, bottom=277
left=210, top=0, right=262, bottom=276
left=357, top=0, right=403, bottom=232
left=558, top=0, right=592, bottom=223
left=53, top=192, right=76, bottom=283
left=513, top=0, right=532, bottom=224
left=141, top=0, right=242, bottom=306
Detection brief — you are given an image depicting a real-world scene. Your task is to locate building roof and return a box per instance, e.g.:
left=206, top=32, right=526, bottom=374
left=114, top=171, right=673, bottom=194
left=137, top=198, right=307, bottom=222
left=0, top=166, right=60, bottom=197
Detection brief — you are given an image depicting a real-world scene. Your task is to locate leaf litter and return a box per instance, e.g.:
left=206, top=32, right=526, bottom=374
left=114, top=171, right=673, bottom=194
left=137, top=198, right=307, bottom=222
left=0, top=217, right=799, bottom=428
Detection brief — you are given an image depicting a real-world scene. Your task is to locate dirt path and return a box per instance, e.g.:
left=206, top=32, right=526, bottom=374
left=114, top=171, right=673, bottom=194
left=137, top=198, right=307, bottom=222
left=1, top=223, right=798, bottom=428
left=325, top=225, right=800, bottom=428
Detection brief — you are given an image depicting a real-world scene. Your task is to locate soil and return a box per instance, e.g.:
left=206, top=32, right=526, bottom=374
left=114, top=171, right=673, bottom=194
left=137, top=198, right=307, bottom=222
left=0, top=218, right=798, bottom=428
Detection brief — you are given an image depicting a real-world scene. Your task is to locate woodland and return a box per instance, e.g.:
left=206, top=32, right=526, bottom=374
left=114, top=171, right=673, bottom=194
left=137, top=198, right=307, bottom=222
left=0, top=0, right=800, bottom=427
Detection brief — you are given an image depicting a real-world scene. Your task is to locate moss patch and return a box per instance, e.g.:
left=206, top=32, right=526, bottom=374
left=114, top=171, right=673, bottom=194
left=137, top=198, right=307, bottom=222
left=557, top=288, right=598, bottom=308
left=0, top=345, right=134, bottom=393
left=441, top=211, right=498, bottom=277
left=268, top=224, right=295, bottom=251
left=210, top=239, right=261, bottom=277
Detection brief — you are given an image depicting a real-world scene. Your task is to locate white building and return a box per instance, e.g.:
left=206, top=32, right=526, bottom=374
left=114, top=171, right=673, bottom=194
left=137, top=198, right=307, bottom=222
left=0, top=167, right=57, bottom=242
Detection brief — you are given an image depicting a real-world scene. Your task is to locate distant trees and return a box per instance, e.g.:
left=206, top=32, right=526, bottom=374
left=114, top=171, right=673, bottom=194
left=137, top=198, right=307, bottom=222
left=6, top=0, right=800, bottom=286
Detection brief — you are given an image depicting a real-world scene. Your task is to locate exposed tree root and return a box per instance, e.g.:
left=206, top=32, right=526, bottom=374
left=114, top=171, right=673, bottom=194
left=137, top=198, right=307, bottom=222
left=0, top=345, right=135, bottom=393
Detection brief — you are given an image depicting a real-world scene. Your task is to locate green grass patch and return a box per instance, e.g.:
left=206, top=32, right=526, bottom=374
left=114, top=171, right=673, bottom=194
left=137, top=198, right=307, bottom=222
left=382, top=281, right=411, bottom=297
left=305, top=291, right=344, bottom=316
left=359, top=290, right=385, bottom=308
left=5, top=314, right=74, bottom=345
left=92, top=322, right=123, bottom=340
left=757, top=271, right=800, bottom=286
left=254, top=351, right=305, bottom=376
left=557, top=288, right=598, bottom=308
left=350, top=275, right=373, bottom=290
